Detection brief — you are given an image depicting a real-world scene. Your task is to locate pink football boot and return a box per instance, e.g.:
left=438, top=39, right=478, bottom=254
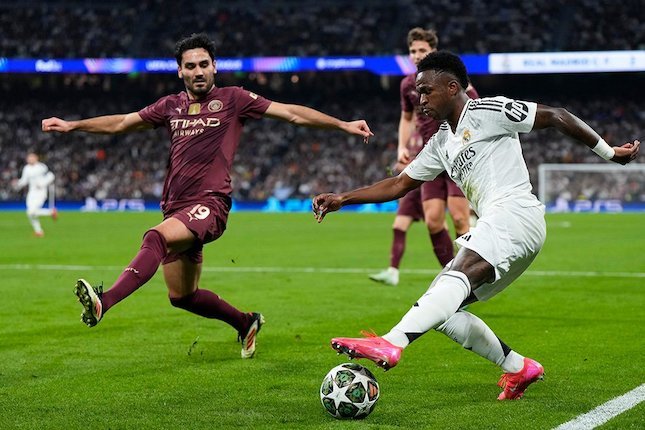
left=331, top=331, right=402, bottom=370
left=497, top=357, right=544, bottom=400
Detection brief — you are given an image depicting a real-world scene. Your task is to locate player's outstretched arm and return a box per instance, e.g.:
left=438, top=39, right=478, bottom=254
left=312, top=173, right=423, bottom=223
left=42, top=112, right=152, bottom=134
left=263, top=102, right=373, bottom=143
left=533, top=104, right=640, bottom=165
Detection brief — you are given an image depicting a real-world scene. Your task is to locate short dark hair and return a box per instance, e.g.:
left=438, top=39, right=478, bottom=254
left=174, top=33, right=216, bottom=65
left=407, top=27, right=439, bottom=49
left=417, top=51, right=468, bottom=89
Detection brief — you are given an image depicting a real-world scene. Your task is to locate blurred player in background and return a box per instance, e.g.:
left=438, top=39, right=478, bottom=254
left=370, top=28, right=479, bottom=286
left=314, top=51, right=639, bottom=399
left=42, top=33, right=373, bottom=359
left=13, top=152, right=57, bottom=237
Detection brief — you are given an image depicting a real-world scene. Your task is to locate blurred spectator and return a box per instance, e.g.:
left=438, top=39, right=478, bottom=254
left=0, top=0, right=643, bottom=58
left=0, top=73, right=641, bottom=203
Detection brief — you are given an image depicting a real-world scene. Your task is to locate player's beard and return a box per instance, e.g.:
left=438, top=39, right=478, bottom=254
left=188, top=76, right=214, bottom=97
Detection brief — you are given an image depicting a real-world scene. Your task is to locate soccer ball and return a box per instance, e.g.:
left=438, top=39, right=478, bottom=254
left=320, top=363, right=380, bottom=419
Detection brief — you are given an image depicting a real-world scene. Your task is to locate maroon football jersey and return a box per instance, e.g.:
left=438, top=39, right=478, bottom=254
left=139, top=86, right=271, bottom=213
left=400, top=74, right=479, bottom=144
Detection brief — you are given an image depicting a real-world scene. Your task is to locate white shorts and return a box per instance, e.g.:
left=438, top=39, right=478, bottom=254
left=26, top=191, right=47, bottom=213
left=455, top=203, right=546, bottom=301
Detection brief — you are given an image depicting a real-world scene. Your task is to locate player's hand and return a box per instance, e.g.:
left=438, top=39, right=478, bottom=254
left=42, top=117, right=73, bottom=133
left=312, top=193, right=343, bottom=223
left=343, top=120, right=374, bottom=144
left=611, top=140, right=640, bottom=165
left=397, top=147, right=411, bottom=164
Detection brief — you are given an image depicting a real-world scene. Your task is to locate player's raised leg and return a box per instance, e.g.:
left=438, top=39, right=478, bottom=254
left=73, top=218, right=179, bottom=326
left=164, top=253, right=264, bottom=358
left=34, top=207, right=56, bottom=217
left=332, top=249, right=490, bottom=370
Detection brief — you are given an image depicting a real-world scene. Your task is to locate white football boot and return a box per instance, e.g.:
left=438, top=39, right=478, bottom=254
left=368, top=267, right=399, bottom=286
left=239, top=312, right=265, bottom=358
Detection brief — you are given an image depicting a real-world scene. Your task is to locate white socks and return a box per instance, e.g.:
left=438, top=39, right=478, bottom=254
left=383, top=270, right=471, bottom=348
left=436, top=311, right=525, bottom=373
left=502, top=351, right=525, bottom=374
left=381, top=269, right=525, bottom=373
left=28, top=214, right=43, bottom=234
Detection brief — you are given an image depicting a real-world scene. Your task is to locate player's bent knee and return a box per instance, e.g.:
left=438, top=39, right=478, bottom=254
left=169, top=292, right=196, bottom=309
left=453, top=216, right=468, bottom=227
left=143, top=228, right=167, bottom=245
left=392, top=221, right=410, bottom=231
left=153, top=217, right=195, bottom=250
left=424, top=216, right=444, bottom=233
left=452, top=216, right=469, bottom=234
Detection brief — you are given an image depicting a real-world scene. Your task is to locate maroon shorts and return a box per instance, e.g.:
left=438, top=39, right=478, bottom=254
left=396, top=187, right=424, bottom=220
left=420, top=171, right=465, bottom=201
left=162, top=196, right=231, bottom=265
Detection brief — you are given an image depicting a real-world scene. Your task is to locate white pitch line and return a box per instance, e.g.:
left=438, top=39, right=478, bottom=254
left=554, top=384, right=645, bottom=430
left=0, top=264, right=643, bottom=278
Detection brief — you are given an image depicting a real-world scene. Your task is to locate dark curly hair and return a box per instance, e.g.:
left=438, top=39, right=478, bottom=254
left=417, top=51, right=468, bottom=89
left=174, top=33, right=216, bottom=65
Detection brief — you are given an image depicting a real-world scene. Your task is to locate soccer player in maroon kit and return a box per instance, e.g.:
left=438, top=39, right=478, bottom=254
left=370, top=28, right=479, bottom=286
left=41, top=33, right=373, bottom=358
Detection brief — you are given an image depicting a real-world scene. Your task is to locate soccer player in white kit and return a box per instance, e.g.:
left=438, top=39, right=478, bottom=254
left=313, top=51, right=640, bottom=400
left=14, top=153, right=57, bottom=236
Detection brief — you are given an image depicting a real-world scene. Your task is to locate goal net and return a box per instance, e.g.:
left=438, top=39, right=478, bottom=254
left=538, top=163, right=645, bottom=213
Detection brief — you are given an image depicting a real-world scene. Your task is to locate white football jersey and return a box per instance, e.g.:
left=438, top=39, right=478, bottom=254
left=404, top=96, right=543, bottom=216
left=18, top=162, right=54, bottom=193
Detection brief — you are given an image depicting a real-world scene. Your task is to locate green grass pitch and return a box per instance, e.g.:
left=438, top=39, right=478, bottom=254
left=0, top=211, right=643, bottom=429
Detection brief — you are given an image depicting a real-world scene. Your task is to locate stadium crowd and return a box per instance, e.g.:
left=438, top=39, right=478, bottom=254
left=1, top=0, right=643, bottom=58
left=546, top=171, right=644, bottom=211
left=1, top=0, right=642, bottom=204
left=0, top=72, right=642, bottom=204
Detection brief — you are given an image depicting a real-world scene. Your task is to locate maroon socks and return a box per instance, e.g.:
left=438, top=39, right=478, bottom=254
left=390, top=228, right=406, bottom=269
left=170, top=289, right=249, bottom=333
left=100, top=228, right=249, bottom=333
left=102, top=229, right=167, bottom=312
left=430, top=228, right=454, bottom=267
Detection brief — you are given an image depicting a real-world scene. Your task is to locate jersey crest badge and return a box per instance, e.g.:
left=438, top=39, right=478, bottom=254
left=248, top=92, right=258, bottom=100
left=462, top=129, right=471, bottom=144
left=188, top=103, right=201, bottom=115
left=208, top=100, right=223, bottom=112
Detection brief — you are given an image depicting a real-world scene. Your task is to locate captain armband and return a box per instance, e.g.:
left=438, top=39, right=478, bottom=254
left=591, top=138, right=615, bottom=160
